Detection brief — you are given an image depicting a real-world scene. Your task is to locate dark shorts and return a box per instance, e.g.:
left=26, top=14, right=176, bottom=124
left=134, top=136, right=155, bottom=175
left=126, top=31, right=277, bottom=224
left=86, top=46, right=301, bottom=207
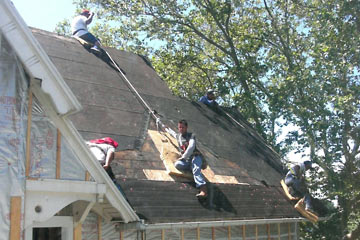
left=79, top=33, right=99, bottom=45
left=105, top=166, right=115, bottom=180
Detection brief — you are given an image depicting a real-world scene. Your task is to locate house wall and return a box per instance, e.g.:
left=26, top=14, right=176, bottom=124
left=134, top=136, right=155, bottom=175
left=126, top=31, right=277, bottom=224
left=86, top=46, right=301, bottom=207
left=85, top=221, right=299, bottom=240
left=140, top=223, right=298, bottom=240
left=28, top=93, right=87, bottom=180
left=0, top=31, right=89, bottom=240
left=0, top=31, right=27, bottom=240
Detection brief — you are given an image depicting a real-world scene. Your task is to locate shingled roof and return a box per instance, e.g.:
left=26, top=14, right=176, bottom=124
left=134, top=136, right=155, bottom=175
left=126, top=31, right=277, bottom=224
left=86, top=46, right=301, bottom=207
left=32, top=28, right=301, bottom=224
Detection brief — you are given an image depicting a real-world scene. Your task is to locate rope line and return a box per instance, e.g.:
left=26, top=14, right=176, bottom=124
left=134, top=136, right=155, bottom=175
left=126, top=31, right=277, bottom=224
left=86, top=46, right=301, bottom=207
left=104, top=50, right=157, bottom=120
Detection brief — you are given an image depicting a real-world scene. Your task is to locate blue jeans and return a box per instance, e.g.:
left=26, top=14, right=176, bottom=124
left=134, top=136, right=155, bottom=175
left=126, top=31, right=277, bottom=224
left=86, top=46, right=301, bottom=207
left=79, top=32, right=99, bottom=45
left=175, top=155, right=206, bottom=188
left=285, top=174, right=312, bottom=209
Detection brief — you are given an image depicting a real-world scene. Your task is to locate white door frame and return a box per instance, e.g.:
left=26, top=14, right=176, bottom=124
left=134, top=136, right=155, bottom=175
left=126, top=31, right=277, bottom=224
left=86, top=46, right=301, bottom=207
left=24, top=216, right=73, bottom=240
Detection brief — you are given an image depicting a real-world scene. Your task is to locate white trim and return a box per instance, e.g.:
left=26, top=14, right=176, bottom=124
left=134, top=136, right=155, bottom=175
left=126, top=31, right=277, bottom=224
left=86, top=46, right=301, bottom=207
left=24, top=179, right=106, bottom=228
left=0, top=0, right=82, bottom=115
left=73, top=201, right=95, bottom=227
left=31, top=81, right=139, bottom=223
left=26, top=179, right=106, bottom=195
left=121, top=218, right=304, bottom=231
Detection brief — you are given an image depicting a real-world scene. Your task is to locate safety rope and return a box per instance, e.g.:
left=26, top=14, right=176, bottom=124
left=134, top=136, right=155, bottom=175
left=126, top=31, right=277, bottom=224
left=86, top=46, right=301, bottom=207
left=103, top=50, right=157, bottom=120
left=100, top=48, right=180, bottom=141
left=102, top=48, right=183, bottom=166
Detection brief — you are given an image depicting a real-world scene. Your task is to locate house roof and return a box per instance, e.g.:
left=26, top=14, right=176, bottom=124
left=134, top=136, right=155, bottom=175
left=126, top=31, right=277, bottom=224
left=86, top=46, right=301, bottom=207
left=32, top=28, right=302, bottom=224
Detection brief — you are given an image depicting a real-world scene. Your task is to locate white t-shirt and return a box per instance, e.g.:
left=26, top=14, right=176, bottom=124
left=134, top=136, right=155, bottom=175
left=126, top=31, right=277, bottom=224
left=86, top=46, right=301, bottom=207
left=71, top=15, right=89, bottom=37
left=87, top=142, right=115, bottom=164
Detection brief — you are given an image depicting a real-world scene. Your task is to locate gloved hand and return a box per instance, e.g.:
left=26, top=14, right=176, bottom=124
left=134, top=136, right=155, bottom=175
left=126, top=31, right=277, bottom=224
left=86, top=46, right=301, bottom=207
left=156, top=118, right=165, bottom=129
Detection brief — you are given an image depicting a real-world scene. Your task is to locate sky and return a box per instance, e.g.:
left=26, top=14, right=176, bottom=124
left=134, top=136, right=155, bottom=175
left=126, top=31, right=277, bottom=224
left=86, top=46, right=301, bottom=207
left=11, top=0, right=76, bottom=32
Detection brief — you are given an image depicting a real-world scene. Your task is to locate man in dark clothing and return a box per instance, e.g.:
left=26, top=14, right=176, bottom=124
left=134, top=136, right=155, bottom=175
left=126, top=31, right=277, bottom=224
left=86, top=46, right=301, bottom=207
left=199, top=89, right=218, bottom=106
left=285, top=160, right=314, bottom=212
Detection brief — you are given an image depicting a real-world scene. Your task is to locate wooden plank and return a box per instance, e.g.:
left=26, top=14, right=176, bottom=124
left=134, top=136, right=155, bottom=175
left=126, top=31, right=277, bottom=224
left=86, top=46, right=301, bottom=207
left=142, top=169, right=175, bottom=181
left=120, top=231, right=123, bottom=240
left=280, top=180, right=299, bottom=201
left=242, top=225, right=246, bottom=240
left=161, top=229, right=165, bottom=240
left=25, top=88, right=33, bottom=177
left=278, top=223, right=281, bottom=240
left=10, top=197, right=21, bottom=240
left=288, top=223, right=291, bottom=240
left=147, top=130, right=240, bottom=183
left=181, top=228, right=184, bottom=240
left=294, top=198, right=318, bottom=223
left=98, top=215, right=102, bottom=240
left=267, top=224, right=270, bottom=240
left=85, top=171, right=90, bottom=181
left=147, top=130, right=189, bottom=177
left=227, top=226, right=231, bottom=240
left=74, top=36, right=93, bottom=47
left=141, top=231, right=145, bottom=240
left=197, top=227, right=200, bottom=240
left=73, top=223, right=82, bottom=240
left=255, top=225, right=258, bottom=240
left=56, top=129, right=61, bottom=179
left=212, top=227, right=215, bottom=240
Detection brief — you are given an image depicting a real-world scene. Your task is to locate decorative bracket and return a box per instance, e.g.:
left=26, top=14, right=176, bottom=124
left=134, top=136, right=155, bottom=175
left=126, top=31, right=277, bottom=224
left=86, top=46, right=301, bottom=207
left=24, top=179, right=106, bottom=229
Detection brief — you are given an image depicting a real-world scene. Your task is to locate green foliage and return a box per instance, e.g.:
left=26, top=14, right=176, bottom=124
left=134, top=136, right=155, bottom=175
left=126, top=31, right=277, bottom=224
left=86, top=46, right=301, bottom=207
left=57, top=0, right=360, bottom=238
left=55, top=19, right=71, bottom=36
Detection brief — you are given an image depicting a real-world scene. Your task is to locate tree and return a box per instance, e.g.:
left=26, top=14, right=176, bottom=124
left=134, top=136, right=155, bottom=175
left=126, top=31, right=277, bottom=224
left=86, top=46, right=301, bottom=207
left=261, top=0, right=360, bottom=239
left=61, top=0, right=360, bottom=238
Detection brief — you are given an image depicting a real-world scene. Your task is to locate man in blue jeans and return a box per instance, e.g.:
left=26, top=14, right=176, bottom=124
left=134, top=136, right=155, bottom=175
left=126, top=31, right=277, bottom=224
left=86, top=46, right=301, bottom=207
left=71, top=9, right=101, bottom=52
left=164, top=119, right=207, bottom=198
left=285, top=161, right=314, bottom=212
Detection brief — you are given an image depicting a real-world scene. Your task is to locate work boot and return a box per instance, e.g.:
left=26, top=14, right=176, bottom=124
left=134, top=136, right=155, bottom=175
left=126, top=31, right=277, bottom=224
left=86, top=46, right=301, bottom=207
left=90, top=45, right=101, bottom=52
left=196, top=185, right=207, bottom=198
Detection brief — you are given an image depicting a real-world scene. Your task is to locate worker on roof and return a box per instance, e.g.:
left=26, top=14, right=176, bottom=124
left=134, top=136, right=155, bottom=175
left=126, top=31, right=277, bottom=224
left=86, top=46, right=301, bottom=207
left=285, top=160, right=314, bottom=212
left=199, top=89, right=218, bottom=106
left=86, top=137, right=118, bottom=180
left=161, top=119, right=207, bottom=198
left=71, top=9, right=101, bottom=52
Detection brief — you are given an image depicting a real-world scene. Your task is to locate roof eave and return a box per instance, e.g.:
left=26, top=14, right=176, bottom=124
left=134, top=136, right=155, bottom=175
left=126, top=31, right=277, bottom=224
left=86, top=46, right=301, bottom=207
left=116, top=217, right=306, bottom=231
left=0, top=0, right=82, bottom=116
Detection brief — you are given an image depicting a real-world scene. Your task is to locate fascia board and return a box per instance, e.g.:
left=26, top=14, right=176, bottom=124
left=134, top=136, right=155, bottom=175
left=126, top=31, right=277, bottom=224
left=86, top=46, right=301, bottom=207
left=0, top=0, right=82, bottom=116
left=31, top=83, right=139, bottom=223
left=26, top=179, right=106, bottom=195
left=134, top=218, right=304, bottom=231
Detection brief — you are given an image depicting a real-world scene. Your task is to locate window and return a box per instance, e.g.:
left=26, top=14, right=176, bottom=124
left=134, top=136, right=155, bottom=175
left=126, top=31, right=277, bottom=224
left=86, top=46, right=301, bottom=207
left=25, top=216, right=73, bottom=240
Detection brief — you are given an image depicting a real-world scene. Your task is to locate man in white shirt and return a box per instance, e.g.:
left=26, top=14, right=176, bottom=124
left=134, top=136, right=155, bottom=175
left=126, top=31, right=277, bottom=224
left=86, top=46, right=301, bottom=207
left=71, top=9, right=101, bottom=51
